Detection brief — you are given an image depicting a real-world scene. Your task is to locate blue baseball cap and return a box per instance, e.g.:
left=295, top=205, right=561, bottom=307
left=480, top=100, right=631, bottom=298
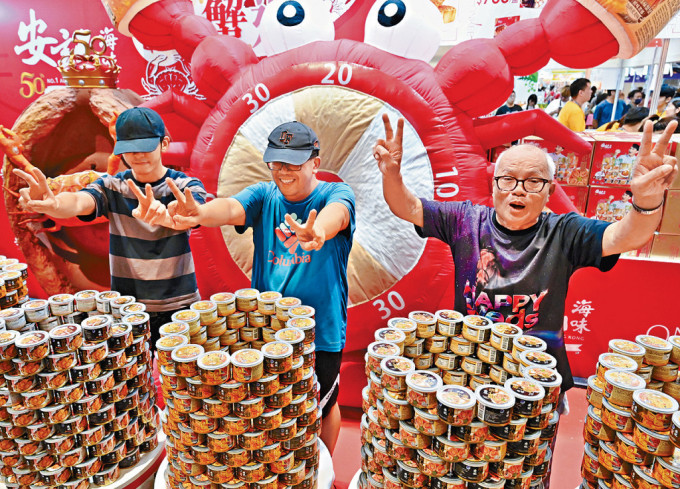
left=113, top=107, right=166, bottom=155
left=263, top=121, right=320, bottom=165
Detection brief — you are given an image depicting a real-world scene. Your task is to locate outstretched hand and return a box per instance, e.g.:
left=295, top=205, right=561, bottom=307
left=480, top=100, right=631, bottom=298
left=13, top=167, right=59, bottom=214
left=373, top=114, right=405, bottom=177
left=631, top=119, right=679, bottom=209
left=126, top=180, right=169, bottom=226
left=285, top=209, right=325, bottom=251
left=166, top=178, right=202, bottom=228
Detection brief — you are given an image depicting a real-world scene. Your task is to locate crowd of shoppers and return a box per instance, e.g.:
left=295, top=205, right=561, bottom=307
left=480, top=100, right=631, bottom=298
left=494, top=80, right=680, bottom=135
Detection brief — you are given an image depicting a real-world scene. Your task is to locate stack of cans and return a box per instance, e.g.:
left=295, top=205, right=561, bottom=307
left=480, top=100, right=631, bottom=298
left=0, top=257, right=30, bottom=310
left=0, top=286, right=158, bottom=488
left=581, top=335, right=680, bottom=489
left=158, top=289, right=322, bottom=489
left=359, top=310, right=563, bottom=489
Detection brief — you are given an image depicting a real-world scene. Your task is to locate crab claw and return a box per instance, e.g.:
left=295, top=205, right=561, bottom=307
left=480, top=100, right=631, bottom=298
left=123, top=0, right=257, bottom=106
left=107, top=113, right=118, bottom=140
left=436, top=0, right=618, bottom=118
left=107, top=154, right=122, bottom=176
left=190, top=36, right=258, bottom=104
left=0, top=126, right=35, bottom=173
left=540, top=0, right=617, bottom=68
left=127, top=0, right=217, bottom=61
left=435, top=39, right=512, bottom=118
left=3, top=184, right=21, bottom=199
left=473, top=111, right=592, bottom=155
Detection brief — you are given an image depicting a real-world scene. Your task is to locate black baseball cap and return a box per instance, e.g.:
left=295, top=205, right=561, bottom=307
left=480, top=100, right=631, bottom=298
left=113, top=107, right=166, bottom=155
left=263, top=121, right=320, bottom=165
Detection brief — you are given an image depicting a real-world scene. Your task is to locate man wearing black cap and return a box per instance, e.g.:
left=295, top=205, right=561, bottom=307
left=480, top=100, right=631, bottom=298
left=14, top=107, right=208, bottom=347
left=140, top=121, right=356, bottom=454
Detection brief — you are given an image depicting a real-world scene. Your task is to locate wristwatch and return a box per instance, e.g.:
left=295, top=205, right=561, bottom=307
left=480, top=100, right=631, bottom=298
left=631, top=198, right=665, bottom=215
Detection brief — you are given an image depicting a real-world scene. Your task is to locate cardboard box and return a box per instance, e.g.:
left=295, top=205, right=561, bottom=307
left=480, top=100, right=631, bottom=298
left=667, top=136, right=680, bottom=189
left=660, top=189, right=680, bottom=235
left=622, top=235, right=654, bottom=259
left=589, top=132, right=672, bottom=187
left=560, top=185, right=589, bottom=215
left=589, top=134, right=640, bottom=187
left=523, top=135, right=594, bottom=186
left=651, top=234, right=680, bottom=261
left=585, top=186, right=633, bottom=223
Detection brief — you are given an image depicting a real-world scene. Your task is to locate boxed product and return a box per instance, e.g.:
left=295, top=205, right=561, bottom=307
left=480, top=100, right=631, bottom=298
left=621, top=235, right=654, bottom=260
left=660, top=190, right=680, bottom=235
left=580, top=335, right=680, bottom=489
left=585, top=186, right=633, bottom=223
left=561, top=185, right=590, bottom=215
left=589, top=134, right=642, bottom=187
left=650, top=234, right=680, bottom=262
left=523, top=135, right=595, bottom=186
left=666, top=135, right=680, bottom=190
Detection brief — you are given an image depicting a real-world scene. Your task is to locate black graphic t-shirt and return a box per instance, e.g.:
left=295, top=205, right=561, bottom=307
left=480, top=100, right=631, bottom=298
left=417, top=200, right=619, bottom=391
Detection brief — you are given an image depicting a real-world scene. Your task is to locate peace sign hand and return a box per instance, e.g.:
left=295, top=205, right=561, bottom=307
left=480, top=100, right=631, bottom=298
left=631, top=119, right=679, bottom=209
left=373, top=114, right=405, bottom=177
left=13, top=167, right=59, bottom=214
left=285, top=209, right=325, bottom=251
left=166, top=178, right=203, bottom=229
left=126, top=180, right=169, bottom=226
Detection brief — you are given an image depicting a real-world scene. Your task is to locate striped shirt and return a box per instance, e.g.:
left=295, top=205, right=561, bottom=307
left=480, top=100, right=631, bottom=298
left=79, top=169, right=207, bottom=312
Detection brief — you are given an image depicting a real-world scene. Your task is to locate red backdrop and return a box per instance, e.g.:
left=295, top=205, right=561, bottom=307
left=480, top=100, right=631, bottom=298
left=0, top=1, right=148, bottom=297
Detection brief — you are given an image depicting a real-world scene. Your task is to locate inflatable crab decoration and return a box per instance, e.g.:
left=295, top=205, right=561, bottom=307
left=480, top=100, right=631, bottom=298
left=109, top=0, right=621, bottom=350
left=4, top=0, right=633, bottom=386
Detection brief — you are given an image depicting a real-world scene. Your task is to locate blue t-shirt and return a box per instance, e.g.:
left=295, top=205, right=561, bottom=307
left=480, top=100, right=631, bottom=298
left=593, top=100, right=628, bottom=127
left=417, top=200, right=619, bottom=391
left=234, top=181, right=356, bottom=352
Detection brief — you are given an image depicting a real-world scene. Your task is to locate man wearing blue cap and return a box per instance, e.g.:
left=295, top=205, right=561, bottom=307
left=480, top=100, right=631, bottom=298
left=135, top=120, right=356, bottom=454
left=14, top=106, right=208, bottom=347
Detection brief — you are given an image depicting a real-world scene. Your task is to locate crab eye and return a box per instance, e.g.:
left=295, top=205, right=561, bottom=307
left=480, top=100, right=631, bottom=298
left=364, top=0, right=442, bottom=62
left=258, top=0, right=335, bottom=57
left=278, top=1, right=305, bottom=27
left=378, top=0, right=406, bottom=27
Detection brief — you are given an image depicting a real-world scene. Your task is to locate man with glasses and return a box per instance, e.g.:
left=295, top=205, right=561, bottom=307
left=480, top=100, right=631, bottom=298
left=135, top=121, right=355, bottom=455
left=373, top=114, right=677, bottom=486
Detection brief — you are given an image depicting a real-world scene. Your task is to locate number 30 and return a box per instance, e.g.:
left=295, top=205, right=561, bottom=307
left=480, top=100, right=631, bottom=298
left=373, top=291, right=406, bottom=320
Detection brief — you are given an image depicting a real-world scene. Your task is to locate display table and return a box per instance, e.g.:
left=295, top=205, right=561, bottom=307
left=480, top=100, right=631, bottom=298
left=0, top=432, right=165, bottom=489
left=154, top=439, right=335, bottom=489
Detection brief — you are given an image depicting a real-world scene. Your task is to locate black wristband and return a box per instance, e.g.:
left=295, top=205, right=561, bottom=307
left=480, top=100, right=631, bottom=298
left=631, top=198, right=664, bottom=215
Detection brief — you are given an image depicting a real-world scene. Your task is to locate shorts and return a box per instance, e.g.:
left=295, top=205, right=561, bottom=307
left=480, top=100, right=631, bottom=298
left=315, top=350, right=343, bottom=419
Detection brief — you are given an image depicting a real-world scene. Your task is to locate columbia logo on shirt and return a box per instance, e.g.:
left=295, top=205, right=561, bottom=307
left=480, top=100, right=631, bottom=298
left=270, top=214, right=310, bottom=266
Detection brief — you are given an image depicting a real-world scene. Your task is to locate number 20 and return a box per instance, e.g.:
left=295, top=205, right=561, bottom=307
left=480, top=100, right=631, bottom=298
left=321, top=63, right=352, bottom=86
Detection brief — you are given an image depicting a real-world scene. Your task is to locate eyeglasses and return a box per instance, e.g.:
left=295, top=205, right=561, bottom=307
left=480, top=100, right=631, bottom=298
left=494, top=176, right=550, bottom=193
left=267, top=162, right=304, bottom=171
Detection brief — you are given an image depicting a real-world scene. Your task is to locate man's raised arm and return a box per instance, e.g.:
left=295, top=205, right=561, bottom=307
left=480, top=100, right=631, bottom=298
left=602, top=120, right=679, bottom=256
left=373, top=114, right=424, bottom=228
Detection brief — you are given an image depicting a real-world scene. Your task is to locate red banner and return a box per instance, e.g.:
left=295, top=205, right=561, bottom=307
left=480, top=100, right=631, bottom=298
left=564, top=258, right=680, bottom=381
